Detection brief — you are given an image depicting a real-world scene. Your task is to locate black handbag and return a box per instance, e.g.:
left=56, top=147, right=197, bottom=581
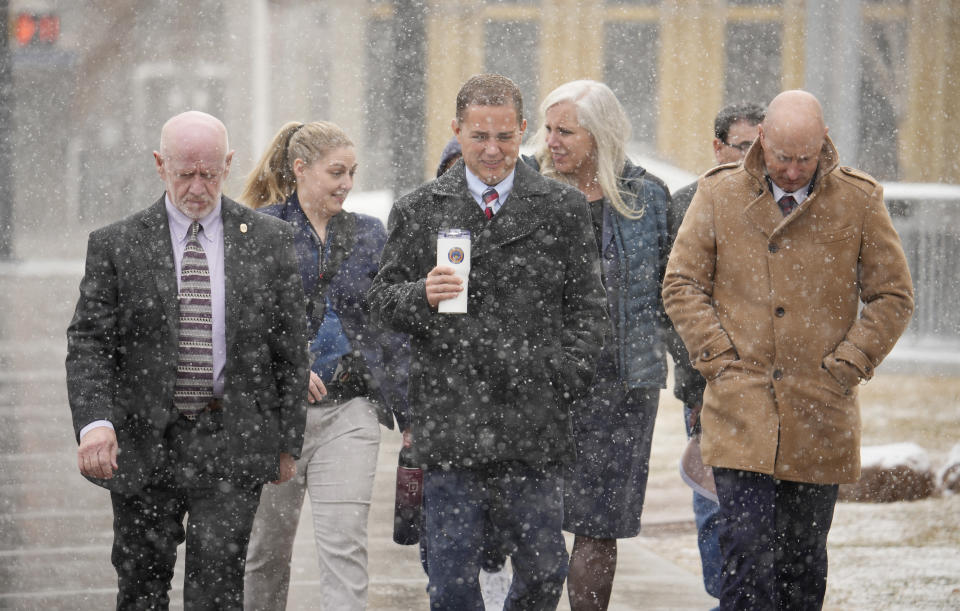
left=323, top=351, right=372, bottom=403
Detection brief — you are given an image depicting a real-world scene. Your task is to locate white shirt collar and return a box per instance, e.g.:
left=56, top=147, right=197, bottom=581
left=464, top=166, right=516, bottom=214
left=770, top=180, right=812, bottom=207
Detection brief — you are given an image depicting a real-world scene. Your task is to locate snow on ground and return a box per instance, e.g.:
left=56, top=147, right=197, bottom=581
left=938, top=443, right=960, bottom=493
left=647, top=372, right=960, bottom=610
left=827, top=496, right=960, bottom=610
left=861, top=442, right=931, bottom=471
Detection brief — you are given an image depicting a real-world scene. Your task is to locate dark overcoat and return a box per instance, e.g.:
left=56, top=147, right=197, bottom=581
left=367, top=160, right=608, bottom=469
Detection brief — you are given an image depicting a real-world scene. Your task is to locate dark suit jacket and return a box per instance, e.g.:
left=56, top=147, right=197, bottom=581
left=367, top=159, right=608, bottom=469
left=66, top=196, right=310, bottom=494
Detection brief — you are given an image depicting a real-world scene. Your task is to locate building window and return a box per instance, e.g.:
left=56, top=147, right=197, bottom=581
left=858, top=17, right=908, bottom=180
left=603, top=21, right=660, bottom=146
left=724, top=20, right=781, bottom=106
left=364, top=16, right=398, bottom=191
left=484, top=20, right=541, bottom=122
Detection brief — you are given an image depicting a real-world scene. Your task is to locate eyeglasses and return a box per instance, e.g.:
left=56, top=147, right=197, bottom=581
left=724, top=140, right=754, bottom=153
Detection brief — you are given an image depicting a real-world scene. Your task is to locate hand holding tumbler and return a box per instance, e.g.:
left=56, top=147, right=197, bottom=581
left=437, top=229, right=470, bottom=314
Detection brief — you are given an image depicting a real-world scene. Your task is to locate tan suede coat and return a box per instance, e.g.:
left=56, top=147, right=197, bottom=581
left=663, top=136, right=914, bottom=484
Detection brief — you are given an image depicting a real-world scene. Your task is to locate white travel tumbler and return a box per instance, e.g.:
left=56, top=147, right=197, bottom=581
left=436, top=229, right=470, bottom=314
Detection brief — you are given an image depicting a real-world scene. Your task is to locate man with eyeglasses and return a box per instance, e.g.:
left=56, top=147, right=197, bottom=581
left=664, top=90, right=913, bottom=610
left=672, top=102, right=766, bottom=216
left=666, top=101, right=764, bottom=608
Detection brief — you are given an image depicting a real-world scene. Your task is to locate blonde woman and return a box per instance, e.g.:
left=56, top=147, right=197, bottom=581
left=240, top=121, right=408, bottom=610
left=527, top=80, right=700, bottom=610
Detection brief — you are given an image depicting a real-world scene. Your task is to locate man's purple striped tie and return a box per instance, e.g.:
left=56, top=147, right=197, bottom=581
left=174, top=221, right=214, bottom=415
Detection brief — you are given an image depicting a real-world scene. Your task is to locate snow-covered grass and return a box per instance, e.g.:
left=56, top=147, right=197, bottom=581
left=645, top=372, right=960, bottom=609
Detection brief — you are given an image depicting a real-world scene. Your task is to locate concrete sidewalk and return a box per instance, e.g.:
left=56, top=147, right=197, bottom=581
left=284, top=432, right=717, bottom=611
left=0, top=267, right=715, bottom=610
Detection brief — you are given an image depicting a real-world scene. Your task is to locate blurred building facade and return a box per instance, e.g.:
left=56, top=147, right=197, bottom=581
left=5, top=0, right=959, bottom=258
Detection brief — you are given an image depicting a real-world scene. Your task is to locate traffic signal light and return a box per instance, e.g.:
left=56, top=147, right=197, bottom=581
left=13, top=13, right=60, bottom=47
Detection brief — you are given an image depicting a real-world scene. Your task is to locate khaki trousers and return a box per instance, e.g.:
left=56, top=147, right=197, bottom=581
left=244, top=397, right=381, bottom=610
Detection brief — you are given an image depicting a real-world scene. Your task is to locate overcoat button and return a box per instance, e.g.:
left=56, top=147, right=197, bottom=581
left=772, top=369, right=783, bottom=381
left=775, top=306, right=785, bottom=317
left=769, top=243, right=779, bottom=253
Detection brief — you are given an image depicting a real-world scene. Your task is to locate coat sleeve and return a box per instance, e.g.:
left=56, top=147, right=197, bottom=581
left=825, top=183, right=914, bottom=386
left=367, top=197, right=434, bottom=338
left=360, top=218, right=411, bottom=431
left=66, top=229, right=120, bottom=442
left=660, top=185, right=706, bottom=408
left=269, top=224, right=311, bottom=458
left=662, top=179, right=739, bottom=382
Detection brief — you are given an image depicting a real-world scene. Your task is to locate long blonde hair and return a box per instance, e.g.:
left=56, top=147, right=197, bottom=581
left=530, top=80, right=642, bottom=219
left=240, top=121, right=354, bottom=209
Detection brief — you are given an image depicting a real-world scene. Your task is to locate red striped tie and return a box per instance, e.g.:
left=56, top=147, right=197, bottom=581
left=482, top=188, right=498, bottom=220
left=778, top=195, right=797, bottom=216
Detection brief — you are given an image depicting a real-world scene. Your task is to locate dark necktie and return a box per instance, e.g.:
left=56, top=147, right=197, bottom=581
left=778, top=195, right=797, bottom=216
left=174, top=221, right=214, bottom=414
left=482, top=187, right=498, bottom=220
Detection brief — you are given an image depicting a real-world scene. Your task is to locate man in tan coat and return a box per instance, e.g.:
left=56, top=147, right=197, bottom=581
left=663, top=90, right=913, bottom=610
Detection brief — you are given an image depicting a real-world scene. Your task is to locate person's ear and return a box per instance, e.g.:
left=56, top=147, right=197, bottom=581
left=292, top=158, right=307, bottom=179
left=223, top=151, right=234, bottom=178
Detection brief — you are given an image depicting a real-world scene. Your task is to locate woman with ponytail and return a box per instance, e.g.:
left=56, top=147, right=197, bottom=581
left=240, top=121, right=408, bottom=610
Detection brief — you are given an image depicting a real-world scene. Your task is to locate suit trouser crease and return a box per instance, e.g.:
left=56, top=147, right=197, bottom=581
left=244, top=398, right=381, bottom=611
left=713, top=467, right=838, bottom=611
left=422, top=463, right=568, bottom=611
left=111, top=411, right=263, bottom=611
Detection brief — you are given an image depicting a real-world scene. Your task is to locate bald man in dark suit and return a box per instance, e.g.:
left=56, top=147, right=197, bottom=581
left=66, top=110, right=309, bottom=610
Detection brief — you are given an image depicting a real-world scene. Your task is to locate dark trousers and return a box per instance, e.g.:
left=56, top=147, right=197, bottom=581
left=713, top=468, right=838, bottom=611
left=422, top=462, right=568, bottom=610
left=110, top=411, right=263, bottom=610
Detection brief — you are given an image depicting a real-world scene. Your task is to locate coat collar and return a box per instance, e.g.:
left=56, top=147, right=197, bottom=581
left=141, top=195, right=246, bottom=341
left=431, top=159, right=555, bottom=259
left=741, top=135, right=841, bottom=238
left=141, top=197, right=179, bottom=328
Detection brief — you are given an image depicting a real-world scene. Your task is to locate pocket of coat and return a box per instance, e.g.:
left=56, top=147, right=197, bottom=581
left=696, top=337, right=738, bottom=381
left=253, top=386, right=280, bottom=411
left=820, top=363, right=851, bottom=397
left=814, top=225, right=855, bottom=244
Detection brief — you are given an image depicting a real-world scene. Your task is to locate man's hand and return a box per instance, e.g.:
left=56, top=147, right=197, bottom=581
left=425, top=266, right=462, bottom=308
left=402, top=428, right=413, bottom=449
left=271, top=452, right=297, bottom=484
left=78, top=427, right=119, bottom=480
left=307, top=370, right=327, bottom=404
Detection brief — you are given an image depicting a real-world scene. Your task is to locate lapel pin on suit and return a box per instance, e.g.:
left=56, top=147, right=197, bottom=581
left=240, top=223, right=248, bottom=234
